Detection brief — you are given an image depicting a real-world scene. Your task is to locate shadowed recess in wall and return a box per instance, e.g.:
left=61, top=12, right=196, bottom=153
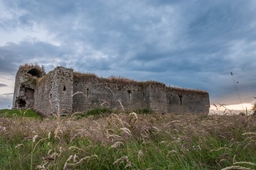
left=27, top=68, right=43, bottom=78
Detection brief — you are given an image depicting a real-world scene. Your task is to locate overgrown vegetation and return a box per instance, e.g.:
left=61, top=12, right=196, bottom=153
left=19, top=63, right=45, bottom=72
left=75, top=108, right=153, bottom=119
left=76, top=108, right=115, bottom=118
left=132, top=108, right=154, bottom=114
left=252, top=103, right=256, bottom=116
left=0, top=111, right=256, bottom=169
left=0, top=109, right=41, bottom=119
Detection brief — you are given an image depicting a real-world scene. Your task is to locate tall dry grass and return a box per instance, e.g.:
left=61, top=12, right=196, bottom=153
left=1, top=111, right=256, bottom=169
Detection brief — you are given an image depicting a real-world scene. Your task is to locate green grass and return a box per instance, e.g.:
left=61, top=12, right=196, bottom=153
left=84, top=108, right=114, bottom=116
left=74, top=108, right=153, bottom=120
left=132, top=108, right=153, bottom=114
left=0, top=112, right=256, bottom=169
left=0, top=109, right=42, bottom=118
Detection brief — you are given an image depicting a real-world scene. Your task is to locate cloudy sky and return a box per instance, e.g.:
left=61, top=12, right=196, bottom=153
left=0, top=0, right=256, bottom=111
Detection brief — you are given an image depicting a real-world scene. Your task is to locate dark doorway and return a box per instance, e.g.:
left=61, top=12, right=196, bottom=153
left=17, top=99, right=26, bottom=108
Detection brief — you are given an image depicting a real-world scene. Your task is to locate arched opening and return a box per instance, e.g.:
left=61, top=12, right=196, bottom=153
left=27, top=68, right=43, bottom=78
left=16, top=99, right=26, bottom=108
left=63, top=86, right=66, bottom=91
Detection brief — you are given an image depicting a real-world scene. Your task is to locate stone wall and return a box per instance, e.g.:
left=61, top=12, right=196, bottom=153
left=147, top=82, right=168, bottom=113
left=72, top=73, right=209, bottom=114
left=72, top=73, right=150, bottom=112
left=34, top=67, right=73, bottom=115
left=166, top=87, right=210, bottom=114
left=13, top=65, right=45, bottom=109
left=33, top=71, right=53, bottom=114
left=13, top=64, right=210, bottom=116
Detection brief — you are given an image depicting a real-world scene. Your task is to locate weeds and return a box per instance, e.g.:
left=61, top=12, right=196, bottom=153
left=0, top=109, right=41, bottom=119
left=0, top=112, right=256, bottom=169
left=132, top=108, right=154, bottom=114
left=75, top=108, right=115, bottom=119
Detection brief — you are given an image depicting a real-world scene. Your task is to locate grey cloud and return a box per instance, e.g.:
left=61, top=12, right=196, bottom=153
left=0, top=39, right=118, bottom=75
left=1, top=0, right=256, bottom=106
left=0, top=40, right=73, bottom=73
left=186, top=1, right=256, bottom=51
left=2, top=93, right=13, bottom=96
left=0, top=84, right=7, bottom=87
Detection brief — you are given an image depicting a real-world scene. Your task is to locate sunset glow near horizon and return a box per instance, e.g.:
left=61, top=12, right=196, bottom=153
left=212, top=103, right=254, bottom=110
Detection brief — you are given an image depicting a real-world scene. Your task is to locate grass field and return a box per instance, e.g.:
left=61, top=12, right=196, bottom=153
left=0, top=109, right=42, bottom=118
left=0, top=109, right=256, bottom=169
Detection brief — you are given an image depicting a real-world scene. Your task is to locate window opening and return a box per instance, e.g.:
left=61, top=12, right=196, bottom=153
left=63, top=86, right=66, bottom=91
left=127, top=90, right=131, bottom=100
left=86, top=88, right=89, bottom=97
left=178, top=95, right=183, bottom=105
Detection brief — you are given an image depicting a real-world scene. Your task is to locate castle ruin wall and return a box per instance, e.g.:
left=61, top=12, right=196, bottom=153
left=13, top=64, right=210, bottom=116
left=34, top=67, right=73, bottom=115
left=167, top=87, right=210, bottom=114
left=147, top=82, right=168, bottom=113
left=73, top=73, right=150, bottom=112
left=13, top=66, right=45, bottom=109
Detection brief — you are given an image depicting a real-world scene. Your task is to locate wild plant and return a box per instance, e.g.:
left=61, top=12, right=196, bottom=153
left=1, top=107, right=256, bottom=169
left=30, top=135, right=47, bottom=170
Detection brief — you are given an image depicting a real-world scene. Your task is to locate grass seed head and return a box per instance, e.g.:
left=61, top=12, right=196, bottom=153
left=32, top=135, right=38, bottom=143
left=110, top=141, right=124, bottom=149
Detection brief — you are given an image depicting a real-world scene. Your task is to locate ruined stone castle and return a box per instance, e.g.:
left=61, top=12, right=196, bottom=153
left=13, top=64, right=210, bottom=116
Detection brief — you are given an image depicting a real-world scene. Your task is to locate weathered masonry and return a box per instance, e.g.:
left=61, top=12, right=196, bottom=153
left=13, top=64, right=210, bottom=116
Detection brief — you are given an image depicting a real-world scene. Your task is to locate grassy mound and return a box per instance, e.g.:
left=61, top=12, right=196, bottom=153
left=0, top=109, right=42, bottom=118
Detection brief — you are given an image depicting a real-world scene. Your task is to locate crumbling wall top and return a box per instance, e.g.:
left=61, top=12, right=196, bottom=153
left=73, top=72, right=166, bottom=88
left=167, top=86, right=208, bottom=95
left=17, top=64, right=46, bottom=78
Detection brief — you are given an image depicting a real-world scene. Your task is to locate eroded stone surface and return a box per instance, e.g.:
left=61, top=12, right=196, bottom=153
left=13, top=64, right=210, bottom=116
